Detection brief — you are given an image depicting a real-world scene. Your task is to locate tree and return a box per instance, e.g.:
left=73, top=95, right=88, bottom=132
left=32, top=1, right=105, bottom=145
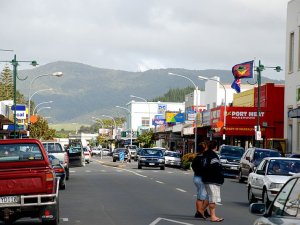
left=151, top=86, right=195, bottom=102
left=29, top=116, right=56, bottom=140
left=0, top=65, right=13, bottom=100
left=136, top=130, right=155, bottom=147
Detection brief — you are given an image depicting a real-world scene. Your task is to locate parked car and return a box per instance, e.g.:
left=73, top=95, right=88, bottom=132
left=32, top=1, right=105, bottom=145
left=138, top=148, right=165, bottom=170
left=164, top=150, right=182, bottom=168
left=134, top=148, right=142, bottom=161
left=238, top=148, right=281, bottom=183
left=67, top=146, right=85, bottom=167
left=48, top=154, right=66, bottom=190
left=289, top=154, right=300, bottom=158
left=248, top=157, right=300, bottom=207
left=101, top=148, right=110, bottom=156
left=42, top=141, right=70, bottom=180
left=125, top=145, right=137, bottom=159
left=112, top=148, right=131, bottom=162
left=83, top=147, right=91, bottom=163
left=0, top=139, right=60, bottom=225
left=250, top=173, right=300, bottom=225
left=91, top=147, right=101, bottom=156
left=218, top=145, right=245, bottom=177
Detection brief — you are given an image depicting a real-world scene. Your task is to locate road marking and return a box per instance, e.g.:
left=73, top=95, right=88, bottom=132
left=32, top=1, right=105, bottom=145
left=70, top=170, right=76, bottom=173
left=61, top=218, right=69, bottom=222
left=117, top=168, right=148, bottom=178
left=149, top=217, right=193, bottom=225
left=101, top=170, right=106, bottom=172
left=167, top=171, right=173, bottom=174
left=156, top=180, right=164, bottom=184
left=184, top=172, right=190, bottom=175
left=176, top=188, right=187, bottom=193
left=85, top=170, right=91, bottom=173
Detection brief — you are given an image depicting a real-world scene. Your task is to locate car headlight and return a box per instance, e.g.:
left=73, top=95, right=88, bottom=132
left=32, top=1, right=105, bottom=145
left=220, top=159, right=227, bottom=163
left=158, top=159, right=164, bottom=163
left=269, top=183, right=282, bottom=189
left=140, top=157, right=146, bottom=161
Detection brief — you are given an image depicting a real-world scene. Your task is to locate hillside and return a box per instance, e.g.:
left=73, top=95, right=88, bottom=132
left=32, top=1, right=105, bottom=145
left=16, top=61, right=284, bottom=124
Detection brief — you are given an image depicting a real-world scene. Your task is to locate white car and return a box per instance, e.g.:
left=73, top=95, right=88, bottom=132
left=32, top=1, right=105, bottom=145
left=91, top=148, right=101, bottom=156
left=247, top=157, right=300, bottom=207
left=164, top=150, right=182, bottom=168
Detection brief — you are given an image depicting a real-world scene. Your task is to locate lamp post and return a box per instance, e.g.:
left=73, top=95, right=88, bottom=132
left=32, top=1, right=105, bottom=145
left=116, top=105, right=132, bottom=146
left=198, top=75, right=227, bottom=141
left=130, top=95, right=151, bottom=129
left=0, top=54, right=37, bottom=138
left=168, top=72, right=198, bottom=152
left=102, top=115, right=117, bottom=139
left=36, top=106, right=51, bottom=114
left=28, top=72, right=63, bottom=127
left=33, top=101, right=53, bottom=115
left=254, top=60, right=281, bottom=147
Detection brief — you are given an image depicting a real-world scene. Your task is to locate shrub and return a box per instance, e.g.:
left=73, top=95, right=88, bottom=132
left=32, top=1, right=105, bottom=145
left=182, top=153, right=196, bottom=170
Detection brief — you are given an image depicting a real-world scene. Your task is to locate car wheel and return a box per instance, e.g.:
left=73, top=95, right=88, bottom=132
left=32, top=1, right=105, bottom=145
left=113, top=158, right=116, bottom=162
left=160, top=166, right=165, bottom=170
left=238, top=169, right=245, bottom=183
left=263, top=188, right=270, bottom=208
left=138, top=164, right=142, bottom=169
left=248, top=186, right=257, bottom=204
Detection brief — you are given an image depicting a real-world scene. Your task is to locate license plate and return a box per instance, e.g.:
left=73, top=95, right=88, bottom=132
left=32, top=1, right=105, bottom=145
left=230, top=166, right=238, bottom=170
left=0, top=196, right=18, bottom=204
left=149, top=163, right=155, bottom=166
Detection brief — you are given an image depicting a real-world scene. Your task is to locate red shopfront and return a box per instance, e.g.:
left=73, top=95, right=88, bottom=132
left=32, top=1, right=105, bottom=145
left=210, top=106, right=283, bottom=147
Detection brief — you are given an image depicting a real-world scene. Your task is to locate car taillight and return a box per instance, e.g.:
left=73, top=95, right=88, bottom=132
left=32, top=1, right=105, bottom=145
left=84, top=152, right=89, bottom=156
left=46, top=171, right=55, bottom=193
left=54, top=167, right=65, bottom=173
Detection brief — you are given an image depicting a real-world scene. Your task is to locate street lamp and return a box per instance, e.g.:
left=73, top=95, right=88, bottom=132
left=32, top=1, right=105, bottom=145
left=33, top=101, right=53, bottom=115
left=36, top=106, right=51, bottom=114
left=168, top=72, right=199, bottom=152
left=254, top=60, right=281, bottom=147
left=101, top=115, right=117, bottom=139
left=28, top=72, right=63, bottom=126
left=0, top=54, right=37, bottom=138
left=116, top=105, right=133, bottom=146
left=198, top=75, right=227, bottom=141
left=130, top=94, right=151, bottom=129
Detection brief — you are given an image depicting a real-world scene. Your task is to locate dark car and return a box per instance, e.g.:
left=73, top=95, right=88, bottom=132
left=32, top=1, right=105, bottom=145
left=289, top=154, right=300, bottom=158
left=138, top=148, right=165, bottom=170
left=48, top=154, right=66, bottom=190
left=218, top=145, right=245, bottom=177
left=250, top=173, right=300, bottom=224
left=112, top=148, right=131, bottom=162
left=67, top=146, right=85, bottom=167
left=238, top=148, right=281, bottom=182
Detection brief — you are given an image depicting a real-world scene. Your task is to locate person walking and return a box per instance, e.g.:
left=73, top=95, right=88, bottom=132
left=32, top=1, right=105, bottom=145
left=191, top=142, right=210, bottom=219
left=202, top=140, right=224, bottom=222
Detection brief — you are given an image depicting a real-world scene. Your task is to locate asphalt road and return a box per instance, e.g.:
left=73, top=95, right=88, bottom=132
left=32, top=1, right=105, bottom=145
left=3, top=156, right=260, bottom=225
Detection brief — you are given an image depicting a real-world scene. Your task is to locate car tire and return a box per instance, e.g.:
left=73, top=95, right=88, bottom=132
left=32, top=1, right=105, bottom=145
left=113, top=158, right=116, bottom=162
left=138, top=164, right=142, bottom=169
left=263, top=188, right=270, bottom=208
left=238, top=169, right=245, bottom=183
left=160, top=166, right=165, bottom=170
left=248, top=186, right=257, bottom=204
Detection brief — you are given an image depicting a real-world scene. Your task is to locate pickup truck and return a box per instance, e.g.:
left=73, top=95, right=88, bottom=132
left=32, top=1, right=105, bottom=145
left=0, top=138, right=60, bottom=225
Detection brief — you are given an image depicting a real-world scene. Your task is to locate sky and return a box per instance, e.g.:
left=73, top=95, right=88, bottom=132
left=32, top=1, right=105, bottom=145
left=0, top=0, right=290, bottom=80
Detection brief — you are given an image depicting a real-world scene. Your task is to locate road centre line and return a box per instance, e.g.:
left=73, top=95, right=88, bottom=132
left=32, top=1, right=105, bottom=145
left=155, top=180, right=164, bottom=184
left=176, top=188, right=187, bottom=193
left=149, top=217, right=193, bottom=225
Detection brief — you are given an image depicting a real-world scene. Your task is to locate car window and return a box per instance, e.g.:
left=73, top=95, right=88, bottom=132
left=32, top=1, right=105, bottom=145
left=267, top=159, right=300, bottom=176
left=165, top=151, right=180, bottom=158
left=69, top=147, right=82, bottom=153
left=283, top=178, right=300, bottom=217
left=220, top=146, right=244, bottom=157
left=142, top=149, right=163, bottom=157
left=43, top=143, right=64, bottom=153
left=0, top=143, right=43, bottom=162
left=256, top=159, right=267, bottom=171
left=271, top=178, right=298, bottom=217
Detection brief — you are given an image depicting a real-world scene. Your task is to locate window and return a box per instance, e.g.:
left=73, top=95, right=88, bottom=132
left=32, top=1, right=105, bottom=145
left=289, top=32, right=294, bottom=73
left=0, top=143, right=43, bottom=162
left=141, top=117, right=149, bottom=126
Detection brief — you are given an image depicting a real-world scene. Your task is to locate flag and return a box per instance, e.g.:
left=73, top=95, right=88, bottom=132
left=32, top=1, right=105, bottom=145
left=231, top=79, right=241, bottom=93
left=232, top=60, right=254, bottom=79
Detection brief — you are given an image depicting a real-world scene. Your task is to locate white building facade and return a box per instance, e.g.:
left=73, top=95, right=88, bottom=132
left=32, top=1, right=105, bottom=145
left=284, top=0, right=300, bottom=154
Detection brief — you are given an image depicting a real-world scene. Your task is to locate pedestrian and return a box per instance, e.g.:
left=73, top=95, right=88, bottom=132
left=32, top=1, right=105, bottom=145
left=202, top=140, right=224, bottom=222
left=191, top=142, right=210, bottom=219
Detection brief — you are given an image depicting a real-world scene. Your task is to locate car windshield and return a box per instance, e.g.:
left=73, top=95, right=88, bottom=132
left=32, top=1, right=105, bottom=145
left=142, top=149, right=163, bottom=157
left=69, top=147, right=82, bottom=153
left=254, top=149, right=281, bottom=161
left=165, top=151, right=181, bottom=158
left=115, top=148, right=126, bottom=153
left=43, top=143, right=64, bottom=153
left=0, top=143, right=43, bottom=162
left=220, top=146, right=244, bottom=157
left=267, top=159, right=300, bottom=175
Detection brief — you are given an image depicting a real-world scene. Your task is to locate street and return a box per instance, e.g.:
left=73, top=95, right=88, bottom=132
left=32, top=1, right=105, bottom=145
left=6, top=156, right=259, bottom=225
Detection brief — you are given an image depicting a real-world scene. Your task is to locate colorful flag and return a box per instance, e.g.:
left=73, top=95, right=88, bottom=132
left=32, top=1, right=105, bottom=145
left=231, top=79, right=241, bottom=93
left=232, top=60, right=254, bottom=79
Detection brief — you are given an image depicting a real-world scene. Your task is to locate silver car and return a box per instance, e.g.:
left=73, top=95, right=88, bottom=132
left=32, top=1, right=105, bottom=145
left=250, top=173, right=300, bottom=224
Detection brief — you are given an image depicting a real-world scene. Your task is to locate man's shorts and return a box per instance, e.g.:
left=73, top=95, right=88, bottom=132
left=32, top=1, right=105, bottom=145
left=193, top=176, right=208, bottom=200
left=205, top=184, right=221, bottom=203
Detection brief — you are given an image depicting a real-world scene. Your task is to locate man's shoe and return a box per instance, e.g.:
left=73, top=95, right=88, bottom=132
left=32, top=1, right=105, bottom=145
left=194, top=211, right=206, bottom=219
left=204, top=209, right=210, bottom=218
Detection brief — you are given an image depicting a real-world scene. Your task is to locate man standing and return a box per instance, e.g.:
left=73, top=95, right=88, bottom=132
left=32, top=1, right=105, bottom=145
left=202, top=140, right=224, bottom=222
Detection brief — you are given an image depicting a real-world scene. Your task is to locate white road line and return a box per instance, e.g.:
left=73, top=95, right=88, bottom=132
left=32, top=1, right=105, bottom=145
left=184, top=172, right=190, bottom=175
left=101, top=170, right=106, bottom=172
left=176, top=188, right=187, bottom=193
left=167, top=171, right=173, bottom=174
left=156, top=181, right=164, bottom=184
left=85, top=170, right=91, bottom=173
left=149, top=217, right=193, bottom=225
left=61, top=218, right=69, bottom=222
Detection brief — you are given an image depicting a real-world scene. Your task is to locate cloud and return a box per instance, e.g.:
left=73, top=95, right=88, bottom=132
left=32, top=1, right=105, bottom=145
left=0, top=0, right=289, bottom=79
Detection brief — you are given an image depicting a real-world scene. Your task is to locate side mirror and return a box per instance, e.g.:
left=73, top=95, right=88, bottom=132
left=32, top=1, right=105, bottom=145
left=249, top=203, right=266, bottom=215
left=256, top=169, right=265, bottom=175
